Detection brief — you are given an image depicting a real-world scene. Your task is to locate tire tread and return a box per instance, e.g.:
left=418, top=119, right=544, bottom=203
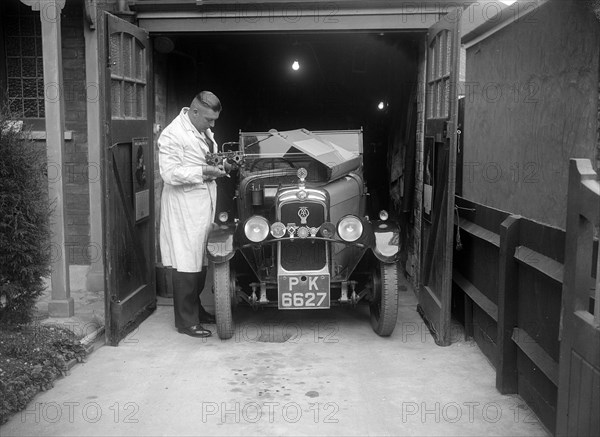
left=370, top=263, right=400, bottom=337
left=213, top=262, right=234, bottom=339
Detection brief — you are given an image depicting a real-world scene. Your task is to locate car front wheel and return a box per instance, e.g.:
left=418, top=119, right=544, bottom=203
left=369, top=262, right=399, bottom=337
left=213, top=261, right=235, bottom=339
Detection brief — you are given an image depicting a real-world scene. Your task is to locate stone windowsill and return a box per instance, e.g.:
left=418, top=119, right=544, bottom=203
left=29, top=131, right=74, bottom=141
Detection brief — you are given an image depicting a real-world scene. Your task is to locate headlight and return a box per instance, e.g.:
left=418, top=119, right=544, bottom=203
left=244, top=216, right=269, bottom=242
left=270, top=221, right=286, bottom=238
left=337, top=215, right=363, bottom=242
left=319, top=222, right=336, bottom=238
left=218, top=211, right=229, bottom=223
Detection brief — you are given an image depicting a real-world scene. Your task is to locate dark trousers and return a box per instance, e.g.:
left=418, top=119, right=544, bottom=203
left=171, top=269, right=208, bottom=329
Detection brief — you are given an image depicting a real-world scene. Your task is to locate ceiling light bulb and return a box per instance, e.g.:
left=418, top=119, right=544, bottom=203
left=292, top=60, right=300, bottom=71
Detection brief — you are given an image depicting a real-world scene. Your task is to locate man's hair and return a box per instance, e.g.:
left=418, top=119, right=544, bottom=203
left=193, top=91, right=222, bottom=112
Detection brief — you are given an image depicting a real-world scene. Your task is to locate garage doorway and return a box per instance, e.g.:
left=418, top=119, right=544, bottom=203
left=135, top=2, right=463, bottom=348
left=154, top=30, right=422, bottom=261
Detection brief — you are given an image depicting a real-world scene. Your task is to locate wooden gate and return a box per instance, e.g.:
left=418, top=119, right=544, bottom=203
left=418, top=8, right=461, bottom=346
left=98, top=12, right=156, bottom=345
left=556, top=159, right=600, bottom=436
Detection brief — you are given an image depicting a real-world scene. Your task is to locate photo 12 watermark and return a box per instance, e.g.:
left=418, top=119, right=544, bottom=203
left=201, top=401, right=339, bottom=424
left=20, top=401, right=140, bottom=425
left=400, top=401, right=540, bottom=425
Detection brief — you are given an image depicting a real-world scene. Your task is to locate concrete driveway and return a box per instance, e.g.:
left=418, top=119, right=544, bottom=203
left=2, top=278, right=550, bottom=436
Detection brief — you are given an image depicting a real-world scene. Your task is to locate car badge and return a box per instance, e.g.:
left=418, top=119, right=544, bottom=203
left=309, top=227, right=319, bottom=237
left=286, top=223, right=298, bottom=238
left=270, top=222, right=286, bottom=238
left=298, top=207, right=310, bottom=224
left=297, top=190, right=308, bottom=200
left=297, top=226, right=310, bottom=238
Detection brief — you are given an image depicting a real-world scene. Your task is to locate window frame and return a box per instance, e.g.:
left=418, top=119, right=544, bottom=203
left=109, top=31, right=147, bottom=120
left=1, top=2, right=46, bottom=130
left=427, top=29, right=452, bottom=120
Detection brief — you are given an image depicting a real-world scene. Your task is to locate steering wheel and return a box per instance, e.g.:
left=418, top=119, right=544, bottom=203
left=248, top=157, right=296, bottom=172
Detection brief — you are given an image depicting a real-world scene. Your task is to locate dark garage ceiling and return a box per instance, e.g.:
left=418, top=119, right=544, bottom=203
left=156, top=31, right=422, bottom=148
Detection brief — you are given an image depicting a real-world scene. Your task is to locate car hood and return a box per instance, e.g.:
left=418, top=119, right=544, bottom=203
left=263, top=128, right=362, bottom=181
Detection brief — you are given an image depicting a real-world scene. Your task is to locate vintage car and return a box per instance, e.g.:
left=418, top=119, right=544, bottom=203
left=206, top=128, right=400, bottom=339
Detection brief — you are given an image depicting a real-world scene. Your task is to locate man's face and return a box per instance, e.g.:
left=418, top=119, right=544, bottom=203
left=189, top=102, right=219, bottom=133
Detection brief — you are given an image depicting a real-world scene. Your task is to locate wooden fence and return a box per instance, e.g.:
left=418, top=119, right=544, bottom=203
left=452, top=193, right=597, bottom=434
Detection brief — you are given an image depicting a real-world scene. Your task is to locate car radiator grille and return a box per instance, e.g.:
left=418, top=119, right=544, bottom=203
left=280, top=201, right=326, bottom=271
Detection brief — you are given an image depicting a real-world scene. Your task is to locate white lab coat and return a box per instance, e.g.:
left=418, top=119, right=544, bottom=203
left=158, top=108, right=218, bottom=273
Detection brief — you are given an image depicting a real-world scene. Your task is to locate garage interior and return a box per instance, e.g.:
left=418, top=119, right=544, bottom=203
left=154, top=30, right=423, bottom=263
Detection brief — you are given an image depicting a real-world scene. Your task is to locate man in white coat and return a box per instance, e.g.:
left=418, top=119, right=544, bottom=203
left=158, top=91, right=227, bottom=338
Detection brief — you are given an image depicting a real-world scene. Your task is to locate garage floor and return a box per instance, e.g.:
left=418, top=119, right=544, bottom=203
left=2, top=274, right=550, bottom=436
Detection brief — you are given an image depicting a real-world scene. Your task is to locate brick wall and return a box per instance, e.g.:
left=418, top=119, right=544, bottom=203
left=61, top=2, right=90, bottom=265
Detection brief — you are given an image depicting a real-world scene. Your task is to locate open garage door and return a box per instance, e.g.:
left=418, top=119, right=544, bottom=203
left=98, top=12, right=156, bottom=346
left=418, top=8, right=461, bottom=346
left=556, top=160, right=600, bottom=436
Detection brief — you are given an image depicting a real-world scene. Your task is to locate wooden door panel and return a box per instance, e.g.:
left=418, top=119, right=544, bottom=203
left=556, top=159, right=600, bottom=436
left=418, top=8, right=461, bottom=346
left=99, top=12, right=155, bottom=345
left=565, top=350, right=600, bottom=437
left=570, top=314, right=600, bottom=369
left=110, top=145, right=148, bottom=290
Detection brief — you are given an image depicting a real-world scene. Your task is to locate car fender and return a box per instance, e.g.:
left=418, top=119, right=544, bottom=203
left=207, top=223, right=237, bottom=263
left=370, top=220, right=400, bottom=263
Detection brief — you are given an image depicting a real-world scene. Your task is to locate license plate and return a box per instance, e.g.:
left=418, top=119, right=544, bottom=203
left=278, top=274, right=330, bottom=309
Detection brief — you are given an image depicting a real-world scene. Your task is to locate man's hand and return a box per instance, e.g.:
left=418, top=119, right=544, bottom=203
left=202, top=165, right=227, bottom=179
left=223, top=159, right=234, bottom=173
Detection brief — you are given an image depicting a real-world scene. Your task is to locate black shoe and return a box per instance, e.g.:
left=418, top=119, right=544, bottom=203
left=199, top=308, right=216, bottom=324
left=178, top=324, right=212, bottom=338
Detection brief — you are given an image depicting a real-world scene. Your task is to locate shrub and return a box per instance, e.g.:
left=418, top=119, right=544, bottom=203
left=0, top=104, right=52, bottom=326
left=0, top=323, right=88, bottom=425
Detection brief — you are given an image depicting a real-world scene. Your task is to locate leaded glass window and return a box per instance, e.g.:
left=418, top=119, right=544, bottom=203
left=3, top=3, right=45, bottom=119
